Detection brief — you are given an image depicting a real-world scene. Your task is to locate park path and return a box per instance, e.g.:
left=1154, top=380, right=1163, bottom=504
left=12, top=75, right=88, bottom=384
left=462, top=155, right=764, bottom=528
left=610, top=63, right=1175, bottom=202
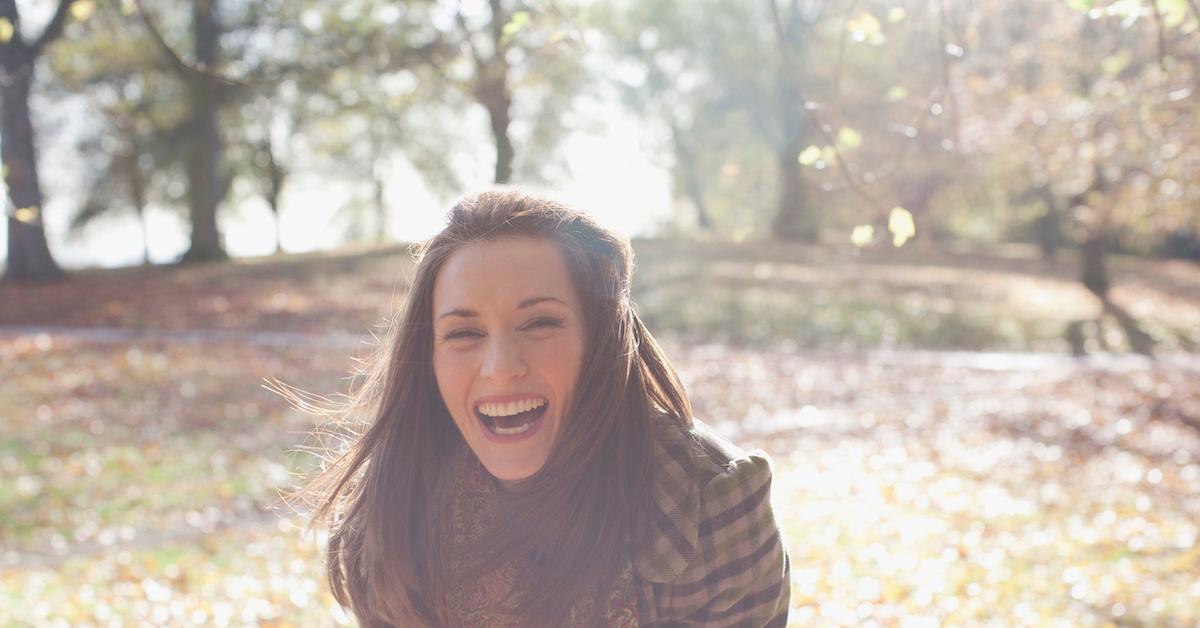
left=4, top=324, right=1200, bottom=371
left=0, top=324, right=364, bottom=349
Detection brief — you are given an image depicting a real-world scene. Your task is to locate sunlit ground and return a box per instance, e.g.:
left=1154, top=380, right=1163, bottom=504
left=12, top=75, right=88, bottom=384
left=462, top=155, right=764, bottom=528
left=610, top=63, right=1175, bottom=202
left=3, top=334, right=1198, bottom=626
left=2, top=244, right=1199, bottom=626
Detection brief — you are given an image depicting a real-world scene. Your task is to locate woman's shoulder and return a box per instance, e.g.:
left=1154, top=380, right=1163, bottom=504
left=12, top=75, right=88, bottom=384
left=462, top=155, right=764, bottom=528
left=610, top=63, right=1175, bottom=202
left=638, top=415, right=779, bottom=577
left=652, top=414, right=775, bottom=489
left=636, top=416, right=790, bottom=626
left=678, top=418, right=778, bottom=541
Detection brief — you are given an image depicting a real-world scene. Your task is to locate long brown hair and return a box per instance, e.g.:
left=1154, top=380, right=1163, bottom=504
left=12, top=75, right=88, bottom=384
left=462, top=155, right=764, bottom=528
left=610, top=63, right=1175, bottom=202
left=302, top=189, right=693, bottom=626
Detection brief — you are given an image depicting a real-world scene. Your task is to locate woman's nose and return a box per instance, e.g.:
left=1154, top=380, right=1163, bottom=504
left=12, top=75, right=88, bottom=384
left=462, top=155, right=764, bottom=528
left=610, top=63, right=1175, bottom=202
left=480, top=335, right=528, bottom=381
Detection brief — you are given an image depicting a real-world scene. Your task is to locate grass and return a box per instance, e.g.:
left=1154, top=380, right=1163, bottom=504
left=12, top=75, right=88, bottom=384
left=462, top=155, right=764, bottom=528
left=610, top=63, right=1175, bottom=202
left=2, top=241, right=1199, bottom=625
left=1, top=239, right=1197, bottom=353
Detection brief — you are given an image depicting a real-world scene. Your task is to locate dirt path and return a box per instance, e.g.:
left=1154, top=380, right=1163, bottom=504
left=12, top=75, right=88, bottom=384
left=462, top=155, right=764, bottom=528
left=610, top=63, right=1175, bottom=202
left=6, top=324, right=1200, bottom=370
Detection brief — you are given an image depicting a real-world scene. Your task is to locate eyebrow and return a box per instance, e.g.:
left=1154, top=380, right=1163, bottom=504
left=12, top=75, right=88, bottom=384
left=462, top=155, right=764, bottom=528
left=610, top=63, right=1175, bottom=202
left=435, top=296, right=568, bottom=322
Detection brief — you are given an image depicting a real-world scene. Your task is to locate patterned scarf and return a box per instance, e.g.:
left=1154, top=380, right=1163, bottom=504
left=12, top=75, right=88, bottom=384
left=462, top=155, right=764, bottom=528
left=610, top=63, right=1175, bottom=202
left=439, top=445, right=640, bottom=627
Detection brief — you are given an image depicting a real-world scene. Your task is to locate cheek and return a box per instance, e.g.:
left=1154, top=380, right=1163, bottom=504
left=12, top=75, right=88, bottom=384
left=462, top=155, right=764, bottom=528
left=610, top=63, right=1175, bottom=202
left=432, top=351, right=468, bottom=404
left=541, top=334, right=586, bottom=388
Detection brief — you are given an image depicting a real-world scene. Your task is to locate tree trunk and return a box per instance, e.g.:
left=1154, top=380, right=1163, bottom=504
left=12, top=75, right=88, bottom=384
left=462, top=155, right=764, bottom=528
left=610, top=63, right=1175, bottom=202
left=481, top=0, right=513, bottom=185
left=766, top=2, right=817, bottom=242
left=137, top=206, right=151, bottom=266
left=268, top=194, right=283, bottom=254
left=181, top=0, right=226, bottom=262
left=125, top=138, right=150, bottom=266
left=365, top=126, right=387, bottom=242
left=770, top=141, right=817, bottom=240
left=670, top=122, right=711, bottom=230
left=2, top=68, right=62, bottom=281
left=1081, top=230, right=1109, bottom=301
left=485, top=88, right=513, bottom=184
left=1080, top=225, right=1154, bottom=355
left=373, top=172, right=387, bottom=242
left=1033, top=186, right=1063, bottom=263
left=263, top=135, right=285, bottom=254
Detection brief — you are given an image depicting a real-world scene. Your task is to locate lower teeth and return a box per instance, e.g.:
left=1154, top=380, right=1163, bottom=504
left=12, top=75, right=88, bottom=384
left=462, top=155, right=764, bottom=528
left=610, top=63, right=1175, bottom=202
left=484, top=408, right=542, bottom=435
left=490, top=421, right=533, bottom=435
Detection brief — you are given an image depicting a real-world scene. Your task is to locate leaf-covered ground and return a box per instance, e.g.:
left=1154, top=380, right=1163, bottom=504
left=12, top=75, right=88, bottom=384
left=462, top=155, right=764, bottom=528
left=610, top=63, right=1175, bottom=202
left=3, top=332, right=1198, bottom=626
left=2, top=243, right=1199, bottom=625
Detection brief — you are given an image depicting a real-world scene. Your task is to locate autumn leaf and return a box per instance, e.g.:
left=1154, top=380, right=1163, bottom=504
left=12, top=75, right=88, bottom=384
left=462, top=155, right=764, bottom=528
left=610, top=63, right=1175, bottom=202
left=851, top=225, right=875, bottom=247
left=847, top=11, right=884, bottom=45
left=888, top=206, right=915, bottom=247
left=837, top=127, right=863, bottom=150
left=501, top=11, right=531, bottom=45
left=798, top=145, right=823, bottom=166
left=15, top=206, right=40, bottom=224
left=70, top=0, right=96, bottom=22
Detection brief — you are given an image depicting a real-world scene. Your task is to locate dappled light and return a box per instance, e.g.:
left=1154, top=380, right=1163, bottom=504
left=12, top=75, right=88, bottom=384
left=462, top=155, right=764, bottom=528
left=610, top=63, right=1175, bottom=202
left=4, top=326, right=1200, bottom=624
left=5, top=241, right=1200, bottom=624
left=3, top=0, right=1199, bottom=624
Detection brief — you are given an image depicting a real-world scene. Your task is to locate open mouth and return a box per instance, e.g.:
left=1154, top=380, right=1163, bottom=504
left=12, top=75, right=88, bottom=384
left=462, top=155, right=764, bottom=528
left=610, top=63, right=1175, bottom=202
left=475, top=398, right=549, bottom=436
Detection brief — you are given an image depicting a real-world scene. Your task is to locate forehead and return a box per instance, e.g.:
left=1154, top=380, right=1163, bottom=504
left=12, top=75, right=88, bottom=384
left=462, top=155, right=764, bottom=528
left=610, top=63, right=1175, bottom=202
left=432, top=236, right=579, bottom=309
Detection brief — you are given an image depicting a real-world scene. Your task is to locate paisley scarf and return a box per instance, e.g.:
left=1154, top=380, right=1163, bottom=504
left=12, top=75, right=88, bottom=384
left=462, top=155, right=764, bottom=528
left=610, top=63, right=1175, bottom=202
left=439, top=445, right=640, bottom=627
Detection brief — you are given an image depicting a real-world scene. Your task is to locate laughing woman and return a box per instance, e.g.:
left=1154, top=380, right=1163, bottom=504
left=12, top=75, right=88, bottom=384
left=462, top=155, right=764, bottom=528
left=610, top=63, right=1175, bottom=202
left=305, top=190, right=790, bottom=627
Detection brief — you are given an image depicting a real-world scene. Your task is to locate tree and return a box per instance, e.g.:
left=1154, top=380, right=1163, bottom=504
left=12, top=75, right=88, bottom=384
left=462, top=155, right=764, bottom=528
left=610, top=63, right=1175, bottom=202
left=255, top=0, right=459, bottom=244
left=0, top=0, right=81, bottom=281
left=443, top=0, right=588, bottom=185
left=50, top=1, right=189, bottom=266
left=129, top=0, right=235, bottom=262
left=597, top=0, right=949, bottom=241
left=957, top=0, right=1200, bottom=353
left=177, top=0, right=225, bottom=261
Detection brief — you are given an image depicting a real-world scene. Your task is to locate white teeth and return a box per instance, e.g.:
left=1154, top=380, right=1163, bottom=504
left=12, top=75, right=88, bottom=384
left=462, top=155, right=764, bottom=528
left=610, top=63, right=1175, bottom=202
left=477, top=397, right=546, bottom=417
left=489, top=421, right=534, bottom=435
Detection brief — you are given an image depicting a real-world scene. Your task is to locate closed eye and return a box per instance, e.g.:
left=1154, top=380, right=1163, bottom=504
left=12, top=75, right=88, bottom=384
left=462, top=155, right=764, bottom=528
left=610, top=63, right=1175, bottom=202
left=524, top=317, right=564, bottom=331
left=444, top=329, right=482, bottom=340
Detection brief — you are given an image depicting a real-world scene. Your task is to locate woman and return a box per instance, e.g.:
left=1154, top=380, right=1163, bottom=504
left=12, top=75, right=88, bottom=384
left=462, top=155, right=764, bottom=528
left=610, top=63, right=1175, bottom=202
left=305, top=189, right=790, bottom=626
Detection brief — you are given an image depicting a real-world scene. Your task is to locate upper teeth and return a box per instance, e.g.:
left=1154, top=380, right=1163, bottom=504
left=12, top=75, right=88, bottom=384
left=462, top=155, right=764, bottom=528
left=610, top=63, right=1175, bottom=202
left=478, top=398, right=546, bottom=417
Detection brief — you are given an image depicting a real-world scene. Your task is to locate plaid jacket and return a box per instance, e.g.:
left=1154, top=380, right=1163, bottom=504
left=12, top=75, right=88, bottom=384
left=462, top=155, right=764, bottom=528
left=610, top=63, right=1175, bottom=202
left=633, top=418, right=791, bottom=627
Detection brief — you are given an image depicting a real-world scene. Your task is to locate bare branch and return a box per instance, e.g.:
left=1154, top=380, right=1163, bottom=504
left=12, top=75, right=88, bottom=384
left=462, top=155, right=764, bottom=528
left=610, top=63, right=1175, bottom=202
left=832, top=0, right=861, bottom=96
left=1187, top=0, right=1200, bottom=26
left=936, top=0, right=962, bottom=152
left=455, top=1, right=485, bottom=69
left=768, top=0, right=881, bottom=208
left=131, top=0, right=191, bottom=79
left=1149, top=0, right=1168, bottom=71
left=489, top=0, right=506, bottom=54
left=799, top=103, right=883, bottom=208
left=31, top=0, right=77, bottom=58
left=130, top=0, right=246, bottom=87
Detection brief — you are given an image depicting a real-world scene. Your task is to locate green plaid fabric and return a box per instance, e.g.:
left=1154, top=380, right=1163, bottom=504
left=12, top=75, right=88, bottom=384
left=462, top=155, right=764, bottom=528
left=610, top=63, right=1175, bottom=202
left=633, top=418, right=791, bottom=627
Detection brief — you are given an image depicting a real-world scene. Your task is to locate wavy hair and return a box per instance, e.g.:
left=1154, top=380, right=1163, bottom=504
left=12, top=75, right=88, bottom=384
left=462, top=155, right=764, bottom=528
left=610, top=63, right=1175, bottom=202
left=302, top=189, right=693, bottom=626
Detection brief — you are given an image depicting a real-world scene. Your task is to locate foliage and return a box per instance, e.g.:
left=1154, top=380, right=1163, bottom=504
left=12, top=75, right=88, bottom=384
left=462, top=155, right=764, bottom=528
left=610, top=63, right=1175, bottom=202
left=944, top=0, right=1200, bottom=254
left=48, top=1, right=190, bottom=254
left=590, top=0, right=963, bottom=241
left=6, top=0, right=1199, bottom=274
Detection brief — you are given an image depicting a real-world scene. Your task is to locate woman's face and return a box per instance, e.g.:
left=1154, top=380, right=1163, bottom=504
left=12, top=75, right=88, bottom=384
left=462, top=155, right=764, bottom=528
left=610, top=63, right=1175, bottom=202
left=431, top=236, right=586, bottom=489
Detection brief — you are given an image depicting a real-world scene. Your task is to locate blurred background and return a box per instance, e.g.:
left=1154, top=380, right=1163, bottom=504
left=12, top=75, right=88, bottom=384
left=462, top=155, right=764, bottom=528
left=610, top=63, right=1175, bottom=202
left=2, top=0, right=1199, bottom=625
